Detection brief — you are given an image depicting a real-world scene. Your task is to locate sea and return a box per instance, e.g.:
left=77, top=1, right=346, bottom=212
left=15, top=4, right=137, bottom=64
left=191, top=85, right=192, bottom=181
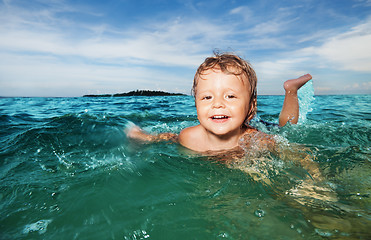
left=1, top=83, right=370, bottom=239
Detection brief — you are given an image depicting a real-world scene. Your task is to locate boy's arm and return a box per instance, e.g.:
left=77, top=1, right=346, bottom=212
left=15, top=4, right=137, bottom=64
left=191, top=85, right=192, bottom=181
left=126, top=125, right=178, bottom=142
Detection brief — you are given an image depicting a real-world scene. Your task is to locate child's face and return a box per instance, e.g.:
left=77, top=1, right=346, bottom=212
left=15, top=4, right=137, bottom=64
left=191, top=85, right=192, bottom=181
left=194, top=68, right=250, bottom=137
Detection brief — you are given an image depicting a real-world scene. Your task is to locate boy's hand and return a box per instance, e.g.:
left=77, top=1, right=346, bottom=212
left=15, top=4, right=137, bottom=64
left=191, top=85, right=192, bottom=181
left=125, top=125, right=153, bottom=141
left=125, top=124, right=177, bottom=142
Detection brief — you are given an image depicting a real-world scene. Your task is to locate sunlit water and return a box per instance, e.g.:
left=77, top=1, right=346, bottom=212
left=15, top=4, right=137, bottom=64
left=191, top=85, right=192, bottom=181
left=0, top=90, right=370, bottom=239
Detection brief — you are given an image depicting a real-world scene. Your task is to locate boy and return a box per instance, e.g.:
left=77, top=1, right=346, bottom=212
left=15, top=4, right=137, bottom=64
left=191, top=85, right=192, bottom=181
left=127, top=52, right=331, bottom=198
left=127, top=54, right=343, bottom=230
left=127, top=53, right=312, bottom=153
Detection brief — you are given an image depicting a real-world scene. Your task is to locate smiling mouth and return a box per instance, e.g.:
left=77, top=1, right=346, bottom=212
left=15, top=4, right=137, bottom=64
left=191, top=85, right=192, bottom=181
left=211, top=115, right=229, bottom=120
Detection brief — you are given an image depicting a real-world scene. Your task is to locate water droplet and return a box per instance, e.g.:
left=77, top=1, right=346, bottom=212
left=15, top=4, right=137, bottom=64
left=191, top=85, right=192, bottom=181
left=218, top=232, right=229, bottom=238
left=254, top=209, right=265, bottom=218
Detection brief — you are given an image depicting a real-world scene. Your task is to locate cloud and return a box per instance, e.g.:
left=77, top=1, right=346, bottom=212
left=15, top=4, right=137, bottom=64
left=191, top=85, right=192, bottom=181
left=0, top=52, right=194, bottom=97
left=229, top=6, right=252, bottom=21
left=353, top=0, right=371, bottom=7
left=245, top=16, right=371, bottom=95
left=0, top=1, right=232, bottom=68
left=1, top=0, right=370, bottom=96
left=345, top=81, right=371, bottom=91
left=253, top=17, right=371, bottom=81
left=309, top=17, right=371, bottom=72
left=248, top=20, right=292, bottom=37
left=0, top=1, right=233, bottom=96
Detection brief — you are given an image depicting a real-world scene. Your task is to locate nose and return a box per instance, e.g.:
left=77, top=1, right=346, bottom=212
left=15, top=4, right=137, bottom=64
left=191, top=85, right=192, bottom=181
left=212, top=96, right=225, bottom=108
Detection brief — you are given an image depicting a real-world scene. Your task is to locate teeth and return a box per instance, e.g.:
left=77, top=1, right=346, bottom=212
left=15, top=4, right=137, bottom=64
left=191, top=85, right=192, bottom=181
left=212, top=115, right=228, bottom=119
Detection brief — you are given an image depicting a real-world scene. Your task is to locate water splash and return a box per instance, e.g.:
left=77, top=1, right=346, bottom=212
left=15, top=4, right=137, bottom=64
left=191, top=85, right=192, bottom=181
left=298, top=80, right=315, bottom=123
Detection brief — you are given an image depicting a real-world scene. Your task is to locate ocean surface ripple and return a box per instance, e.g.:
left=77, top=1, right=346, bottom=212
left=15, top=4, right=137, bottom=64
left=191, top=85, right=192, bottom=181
left=0, top=95, right=370, bottom=239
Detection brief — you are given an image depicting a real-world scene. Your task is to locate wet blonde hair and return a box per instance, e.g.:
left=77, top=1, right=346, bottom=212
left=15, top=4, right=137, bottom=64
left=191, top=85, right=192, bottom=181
left=192, top=52, right=257, bottom=123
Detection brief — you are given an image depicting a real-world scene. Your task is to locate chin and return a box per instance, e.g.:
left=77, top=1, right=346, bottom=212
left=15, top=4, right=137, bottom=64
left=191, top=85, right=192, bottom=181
left=210, top=128, right=238, bottom=137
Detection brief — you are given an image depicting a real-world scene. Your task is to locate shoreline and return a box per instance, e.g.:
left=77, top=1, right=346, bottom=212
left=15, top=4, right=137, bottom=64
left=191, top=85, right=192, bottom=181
left=83, top=90, right=186, bottom=97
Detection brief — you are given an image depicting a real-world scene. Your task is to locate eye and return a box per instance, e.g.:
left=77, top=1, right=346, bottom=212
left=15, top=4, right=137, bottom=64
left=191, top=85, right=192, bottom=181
left=201, top=95, right=212, bottom=100
left=226, top=94, right=236, bottom=99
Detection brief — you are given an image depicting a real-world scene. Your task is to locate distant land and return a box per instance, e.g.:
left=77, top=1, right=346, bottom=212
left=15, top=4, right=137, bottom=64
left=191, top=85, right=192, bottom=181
left=83, top=90, right=186, bottom=97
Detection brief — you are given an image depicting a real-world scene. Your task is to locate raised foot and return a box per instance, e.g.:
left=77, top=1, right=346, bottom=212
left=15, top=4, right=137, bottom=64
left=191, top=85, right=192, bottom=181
left=284, top=74, right=312, bottom=93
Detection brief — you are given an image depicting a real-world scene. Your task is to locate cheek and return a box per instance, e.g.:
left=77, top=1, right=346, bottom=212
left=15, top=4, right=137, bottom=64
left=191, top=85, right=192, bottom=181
left=196, top=104, right=207, bottom=116
left=231, top=101, right=248, bottom=111
left=233, top=101, right=250, bottom=118
left=195, top=102, right=205, bottom=115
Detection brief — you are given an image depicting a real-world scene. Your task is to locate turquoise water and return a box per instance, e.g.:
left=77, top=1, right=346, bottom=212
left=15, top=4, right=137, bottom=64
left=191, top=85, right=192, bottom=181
left=0, top=93, right=370, bottom=239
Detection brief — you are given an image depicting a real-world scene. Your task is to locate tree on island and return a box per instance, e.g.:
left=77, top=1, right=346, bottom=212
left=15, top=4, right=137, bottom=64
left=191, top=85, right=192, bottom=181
left=83, top=90, right=186, bottom=97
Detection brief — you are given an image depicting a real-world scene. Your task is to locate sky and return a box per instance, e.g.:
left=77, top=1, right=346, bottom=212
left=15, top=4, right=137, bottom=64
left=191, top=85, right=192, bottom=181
left=0, top=0, right=371, bottom=97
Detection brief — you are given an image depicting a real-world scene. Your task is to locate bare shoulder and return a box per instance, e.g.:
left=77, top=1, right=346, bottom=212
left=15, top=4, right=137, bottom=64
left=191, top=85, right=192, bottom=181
left=178, top=125, right=204, bottom=151
left=178, top=125, right=199, bottom=145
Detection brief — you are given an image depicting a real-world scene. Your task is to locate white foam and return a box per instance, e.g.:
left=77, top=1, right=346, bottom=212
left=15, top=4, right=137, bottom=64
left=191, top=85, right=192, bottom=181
left=23, top=219, right=52, bottom=235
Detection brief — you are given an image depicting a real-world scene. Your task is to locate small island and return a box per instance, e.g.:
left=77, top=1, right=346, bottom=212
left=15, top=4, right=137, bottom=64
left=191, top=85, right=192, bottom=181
left=83, top=90, right=186, bottom=97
